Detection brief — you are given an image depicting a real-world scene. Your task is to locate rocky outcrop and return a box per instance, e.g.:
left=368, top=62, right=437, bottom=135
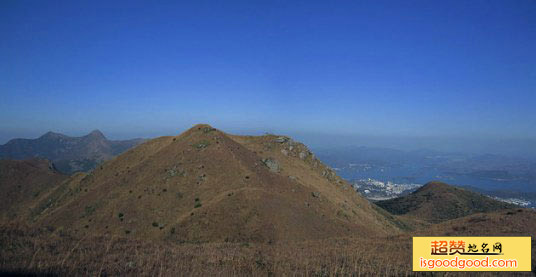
left=262, top=158, right=280, bottom=173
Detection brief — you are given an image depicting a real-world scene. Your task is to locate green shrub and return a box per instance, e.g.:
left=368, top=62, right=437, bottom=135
left=194, top=198, right=202, bottom=208
left=84, top=206, right=96, bottom=217
left=193, top=140, right=210, bottom=149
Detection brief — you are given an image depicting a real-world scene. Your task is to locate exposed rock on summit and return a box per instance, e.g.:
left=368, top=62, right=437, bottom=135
left=261, top=158, right=280, bottom=172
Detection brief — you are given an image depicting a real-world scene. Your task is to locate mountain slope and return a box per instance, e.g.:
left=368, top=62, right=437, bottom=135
left=0, top=158, right=69, bottom=221
left=376, top=181, right=517, bottom=223
left=29, top=124, right=401, bottom=243
left=0, top=130, right=145, bottom=174
left=416, top=208, right=536, bottom=236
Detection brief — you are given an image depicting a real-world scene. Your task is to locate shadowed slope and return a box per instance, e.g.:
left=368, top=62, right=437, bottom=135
left=0, top=158, right=69, bottom=221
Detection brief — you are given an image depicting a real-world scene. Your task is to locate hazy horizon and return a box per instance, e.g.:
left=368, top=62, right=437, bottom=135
left=2, top=124, right=536, bottom=160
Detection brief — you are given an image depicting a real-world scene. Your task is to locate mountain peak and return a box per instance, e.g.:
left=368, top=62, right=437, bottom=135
left=86, top=129, right=106, bottom=140
left=31, top=125, right=398, bottom=242
left=0, top=130, right=144, bottom=174
left=191, top=123, right=214, bottom=131
left=180, top=124, right=218, bottom=136
left=39, top=131, right=66, bottom=140
left=415, top=181, right=450, bottom=192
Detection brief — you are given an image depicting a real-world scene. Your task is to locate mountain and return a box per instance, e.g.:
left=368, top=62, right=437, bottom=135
left=0, top=158, right=68, bottom=221
left=24, top=124, right=401, bottom=243
left=1, top=127, right=535, bottom=275
left=375, top=181, right=517, bottom=223
left=0, top=130, right=145, bottom=174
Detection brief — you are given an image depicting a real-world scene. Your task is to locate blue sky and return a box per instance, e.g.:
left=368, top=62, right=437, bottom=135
left=1, top=0, right=535, bottom=149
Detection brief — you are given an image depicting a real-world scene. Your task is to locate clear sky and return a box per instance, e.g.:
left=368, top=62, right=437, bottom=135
left=1, top=1, right=535, bottom=150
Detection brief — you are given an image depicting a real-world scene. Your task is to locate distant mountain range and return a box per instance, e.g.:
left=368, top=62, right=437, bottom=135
left=0, top=130, right=145, bottom=174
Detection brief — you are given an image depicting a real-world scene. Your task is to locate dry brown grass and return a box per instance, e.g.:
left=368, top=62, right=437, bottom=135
left=2, top=223, right=534, bottom=276
left=0, top=223, right=416, bottom=276
left=0, top=158, right=68, bottom=222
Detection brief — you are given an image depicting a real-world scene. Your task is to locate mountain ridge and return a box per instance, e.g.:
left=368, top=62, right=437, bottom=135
left=0, top=130, right=145, bottom=174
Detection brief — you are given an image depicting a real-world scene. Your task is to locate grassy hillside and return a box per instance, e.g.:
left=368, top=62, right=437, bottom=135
left=24, top=124, right=401, bottom=243
left=0, top=158, right=68, bottom=221
left=2, top=209, right=535, bottom=275
left=375, top=181, right=517, bottom=223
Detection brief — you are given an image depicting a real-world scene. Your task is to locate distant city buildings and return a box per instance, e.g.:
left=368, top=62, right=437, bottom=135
left=492, top=197, right=531, bottom=207
left=352, top=178, right=422, bottom=200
